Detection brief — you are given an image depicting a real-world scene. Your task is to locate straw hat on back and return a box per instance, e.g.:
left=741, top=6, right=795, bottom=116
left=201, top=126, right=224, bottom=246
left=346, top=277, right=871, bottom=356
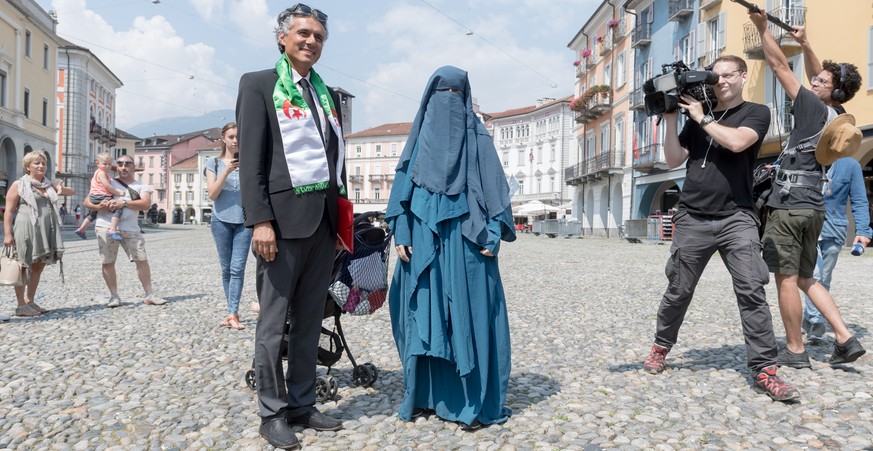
left=816, top=114, right=862, bottom=165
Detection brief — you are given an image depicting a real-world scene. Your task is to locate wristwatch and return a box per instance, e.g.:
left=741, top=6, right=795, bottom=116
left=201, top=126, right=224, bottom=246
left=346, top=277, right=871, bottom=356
left=121, top=199, right=128, bottom=207
left=699, top=114, right=715, bottom=127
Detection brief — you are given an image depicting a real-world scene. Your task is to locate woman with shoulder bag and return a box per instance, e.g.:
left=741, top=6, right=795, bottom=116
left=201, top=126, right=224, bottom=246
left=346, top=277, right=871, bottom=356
left=204, top=123, right=254, bottom=330
left=3, top=150, right=74, bottom=317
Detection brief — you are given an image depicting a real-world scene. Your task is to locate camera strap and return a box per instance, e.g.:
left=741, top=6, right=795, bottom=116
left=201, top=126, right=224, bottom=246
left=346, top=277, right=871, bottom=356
left=771, top=106, right=837, bottom=195
left=782, top=106, right=838, bottom=157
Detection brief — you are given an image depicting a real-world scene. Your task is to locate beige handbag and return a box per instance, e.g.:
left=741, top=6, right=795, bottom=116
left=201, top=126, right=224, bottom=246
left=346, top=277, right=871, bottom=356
left=0, top=246, right=24, bottom=286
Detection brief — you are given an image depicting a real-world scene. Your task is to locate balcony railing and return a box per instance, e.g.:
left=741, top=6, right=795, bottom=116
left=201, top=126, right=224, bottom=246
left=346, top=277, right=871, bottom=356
left=576, top=64, right=587, bottom=78
left=698, top=48, right=723, bottom=69
left=598, top=39, right=612, bottom=56
left=631, top=23, right=652, bottom=48
left=632, top=143, right=667, bottom=171
left=98, top=129, right=112, bottom=144
left=90, top=123, right=103, bottom=140
left=765, top=101, right=795, bottom=141
left=351, top=198, right=388, bottom=204
left=574, top=91, right=612, bottom=124
left=565, top=149, right=626, bottom=184
left=629, top=87, right=645, bottom=110
left=368, top=174, right=395, bottom=182
left=668, top=0, right=694, bottom=21
left=742, top=6, right=806, bottom=58
left=611, top=22, right=626, bottom=44
left=348, top=174, right=364, bottom=183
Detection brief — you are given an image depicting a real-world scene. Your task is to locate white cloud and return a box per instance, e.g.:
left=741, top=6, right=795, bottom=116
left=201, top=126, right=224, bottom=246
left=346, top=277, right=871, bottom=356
left=188, top=0, right=222, bottom=21
left=357, top=4, right=573, bottom=129
left=226, top=0, right=274, bottom=48
left=51, top=0, right=233, bottom=128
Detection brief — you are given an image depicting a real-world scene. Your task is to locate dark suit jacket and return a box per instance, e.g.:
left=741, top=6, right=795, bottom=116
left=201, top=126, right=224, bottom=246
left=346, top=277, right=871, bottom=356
left=236, top=68, right=346, bottom=239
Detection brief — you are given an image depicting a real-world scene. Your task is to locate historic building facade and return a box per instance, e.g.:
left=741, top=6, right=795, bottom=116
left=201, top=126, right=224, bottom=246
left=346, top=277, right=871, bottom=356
left=343, top=122, right=410, bottom=213
left=490, top=97, right=575, bottom=213
left=0, top=0, right=60, bottom=196
left=56, top=38, right=122, bottom=210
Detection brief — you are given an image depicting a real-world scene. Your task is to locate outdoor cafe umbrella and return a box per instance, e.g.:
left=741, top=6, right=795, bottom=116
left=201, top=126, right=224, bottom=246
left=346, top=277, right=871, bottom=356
left=512, top=200, right=560, bottom=217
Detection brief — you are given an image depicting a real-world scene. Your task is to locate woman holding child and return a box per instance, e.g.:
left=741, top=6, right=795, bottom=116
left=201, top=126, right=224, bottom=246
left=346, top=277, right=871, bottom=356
left=3, top=150, right=74, bottom=317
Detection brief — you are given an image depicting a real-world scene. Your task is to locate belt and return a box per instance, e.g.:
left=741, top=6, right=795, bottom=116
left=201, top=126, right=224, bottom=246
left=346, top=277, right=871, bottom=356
left=773, top=169, right=826, bottom=194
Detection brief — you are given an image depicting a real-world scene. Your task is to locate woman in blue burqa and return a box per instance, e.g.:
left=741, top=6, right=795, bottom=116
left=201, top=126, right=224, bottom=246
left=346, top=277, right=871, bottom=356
left=385, top=66, right=516, bottom=430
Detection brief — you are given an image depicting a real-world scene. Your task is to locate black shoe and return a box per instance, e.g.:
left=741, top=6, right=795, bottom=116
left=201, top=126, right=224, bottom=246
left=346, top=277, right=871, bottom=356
left=286, top=407, right=343, bottom=431
left=411, top=408, right=433, bottom=419
left=777, top=348, right=812, bottom=369
left=460, top=420, right=484, bottom=431
left=806, top=322, right=827, bottom=345
left=829, top=336, right=866, bottom=365
left=259, top=419, right=301, bottom=450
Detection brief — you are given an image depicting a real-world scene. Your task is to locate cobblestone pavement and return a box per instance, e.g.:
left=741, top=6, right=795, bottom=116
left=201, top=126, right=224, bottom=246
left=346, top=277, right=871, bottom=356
left=1, top=228, right=871, bottom=450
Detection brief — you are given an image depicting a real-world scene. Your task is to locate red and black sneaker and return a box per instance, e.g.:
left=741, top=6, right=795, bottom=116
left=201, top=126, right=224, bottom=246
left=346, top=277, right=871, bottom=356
left=643, top=344, right=669, bottom=374
left=754, top=365, right=800, bottom=402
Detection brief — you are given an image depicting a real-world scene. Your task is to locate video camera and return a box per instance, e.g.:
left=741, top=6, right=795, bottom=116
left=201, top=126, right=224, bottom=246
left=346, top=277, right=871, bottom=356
left=642, top=61, right=719, bottom=116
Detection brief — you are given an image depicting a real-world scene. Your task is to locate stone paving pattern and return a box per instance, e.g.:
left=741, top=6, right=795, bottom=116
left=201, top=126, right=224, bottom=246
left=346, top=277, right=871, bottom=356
left=1, top=227, right=871, bottom=450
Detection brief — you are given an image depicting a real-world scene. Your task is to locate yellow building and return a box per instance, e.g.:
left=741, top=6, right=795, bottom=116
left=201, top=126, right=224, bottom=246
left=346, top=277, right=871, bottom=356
left=732, top=2, right=873, bottom=165
left=0, top=0, right=60, bottom=193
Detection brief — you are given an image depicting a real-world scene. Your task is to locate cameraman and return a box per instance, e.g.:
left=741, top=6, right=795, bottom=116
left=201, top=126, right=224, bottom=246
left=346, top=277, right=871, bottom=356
left=643, top=55, right=799, bottom=402
left=750, top=9, right=866, bottom=368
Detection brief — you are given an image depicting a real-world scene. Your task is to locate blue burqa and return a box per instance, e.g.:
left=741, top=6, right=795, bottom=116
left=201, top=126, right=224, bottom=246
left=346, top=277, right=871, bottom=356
left=385, top=66, right=516, bottom=427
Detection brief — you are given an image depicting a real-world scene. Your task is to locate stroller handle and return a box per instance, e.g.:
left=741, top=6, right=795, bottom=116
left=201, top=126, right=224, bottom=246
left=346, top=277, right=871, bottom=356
left=354, top=211, right=383, bottom=227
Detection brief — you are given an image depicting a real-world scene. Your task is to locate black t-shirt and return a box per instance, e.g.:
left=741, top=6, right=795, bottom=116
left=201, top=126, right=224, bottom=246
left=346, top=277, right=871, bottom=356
left=677, top=101, right=770, bottom=217
left=766, top=87, right=830, bottom=211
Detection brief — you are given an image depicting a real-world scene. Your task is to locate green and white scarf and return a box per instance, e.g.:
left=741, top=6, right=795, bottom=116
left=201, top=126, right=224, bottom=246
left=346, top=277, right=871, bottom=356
left=273, top=55, right=345, bottom=195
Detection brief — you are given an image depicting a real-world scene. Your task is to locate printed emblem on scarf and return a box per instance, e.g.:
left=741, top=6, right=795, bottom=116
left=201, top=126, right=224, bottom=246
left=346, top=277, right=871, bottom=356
left=282, top=99, right=307, bottom=120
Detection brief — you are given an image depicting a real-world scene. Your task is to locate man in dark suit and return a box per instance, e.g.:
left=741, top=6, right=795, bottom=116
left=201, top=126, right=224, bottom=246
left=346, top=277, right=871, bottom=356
left=236, top=4, right=346, bottom=449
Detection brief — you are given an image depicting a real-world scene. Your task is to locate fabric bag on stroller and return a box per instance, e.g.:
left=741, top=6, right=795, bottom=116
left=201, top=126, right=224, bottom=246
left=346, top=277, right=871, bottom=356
left=328, top=212, right=393, bottom=316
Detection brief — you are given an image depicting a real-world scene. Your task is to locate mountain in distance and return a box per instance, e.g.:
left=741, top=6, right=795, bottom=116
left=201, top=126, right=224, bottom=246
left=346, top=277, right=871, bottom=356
left=126, top=109, right=235, bottom=138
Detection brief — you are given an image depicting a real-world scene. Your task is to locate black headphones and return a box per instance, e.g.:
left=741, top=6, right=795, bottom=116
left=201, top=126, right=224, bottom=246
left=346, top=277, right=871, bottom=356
left=831, top=64, right=847, bottom=103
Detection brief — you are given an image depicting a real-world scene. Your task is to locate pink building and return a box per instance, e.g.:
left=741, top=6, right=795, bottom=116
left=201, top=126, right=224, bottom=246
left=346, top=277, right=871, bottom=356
left=134, top=127, right=221, bottom=221
left=343, top=122, right=412, bottom=213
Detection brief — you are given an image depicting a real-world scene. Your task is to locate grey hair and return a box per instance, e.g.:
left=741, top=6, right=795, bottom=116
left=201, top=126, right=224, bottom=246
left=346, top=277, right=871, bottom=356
left=275, top=10, right=329, bottom=54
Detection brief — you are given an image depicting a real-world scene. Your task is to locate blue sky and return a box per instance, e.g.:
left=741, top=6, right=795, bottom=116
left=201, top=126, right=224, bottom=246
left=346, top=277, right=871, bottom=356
left=37, top=0, right=599, bottom=133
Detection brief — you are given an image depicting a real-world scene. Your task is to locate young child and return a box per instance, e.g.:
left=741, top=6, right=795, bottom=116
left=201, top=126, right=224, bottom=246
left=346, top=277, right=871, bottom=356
left=75, top=153, right=126, bottom=240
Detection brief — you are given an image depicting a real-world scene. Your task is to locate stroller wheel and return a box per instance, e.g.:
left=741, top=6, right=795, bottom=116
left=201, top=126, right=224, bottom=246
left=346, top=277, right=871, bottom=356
left=363, top=363, right=379, bottom=386
left=245, top=370, right=256, bottom=390
left=352, top=363, right=378, bottom=387
left=328, top=376, right=339, bottom=400
left=315, top=376, right=332, bottom=403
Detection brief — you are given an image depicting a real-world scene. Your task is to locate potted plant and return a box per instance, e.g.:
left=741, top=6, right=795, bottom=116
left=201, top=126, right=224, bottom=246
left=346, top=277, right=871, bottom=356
left=573, top=60, right=581, bottom=67
left=569, top=96, right=587, bottom=112
left=596, top=35, right=604, bottom=43
left=581, top=49, right=591, bottom=58
left=607, top=19, right=619, bottom=28
left=582, top=85, right=610, bottom=104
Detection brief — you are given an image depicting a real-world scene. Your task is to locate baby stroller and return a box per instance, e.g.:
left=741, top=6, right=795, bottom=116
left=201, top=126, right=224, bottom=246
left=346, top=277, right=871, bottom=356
left=245, top=211, right=393, bottom=403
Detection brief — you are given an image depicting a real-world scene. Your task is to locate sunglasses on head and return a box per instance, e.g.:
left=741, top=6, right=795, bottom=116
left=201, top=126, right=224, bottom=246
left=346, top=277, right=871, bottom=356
left=283, top=3, right=328, bottom=23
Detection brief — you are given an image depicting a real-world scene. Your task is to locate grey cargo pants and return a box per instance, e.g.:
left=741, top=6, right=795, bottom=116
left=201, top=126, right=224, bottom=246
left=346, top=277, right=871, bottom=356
left=653, top=209, right=778, bottom=372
